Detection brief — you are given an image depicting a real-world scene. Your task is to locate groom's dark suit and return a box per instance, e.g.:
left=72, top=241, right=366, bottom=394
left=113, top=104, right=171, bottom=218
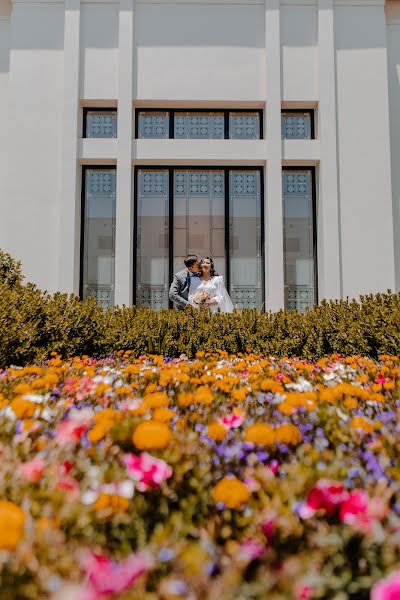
left=169, top=268, right=192, bottom=310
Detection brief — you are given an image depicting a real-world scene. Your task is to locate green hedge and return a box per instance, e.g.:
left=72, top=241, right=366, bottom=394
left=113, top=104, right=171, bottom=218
left=0, top=250, right=400, bottom=367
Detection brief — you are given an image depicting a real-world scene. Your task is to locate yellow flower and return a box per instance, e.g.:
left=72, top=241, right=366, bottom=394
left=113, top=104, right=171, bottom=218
left=13, top=383, right=32, bottom=395
left=207, top=422, right=227, bottom=441
left=193, top=386, right=213, bottom=405
left=177, top=392, right=194, bottom=406
left=94, top=493, right=129, bottom=513
left=10, top=397, right=36, bottom=419
left=0, top=501, right=25, bottom=550
left=231, top=388, right=248, bottom=402
left=351, top=416, right=374, bottom=435
left=132, top=420, right=172, bottom=450
left=212, top=476, right=251, bottom=509
left=143, top=391, right=169, bottom=408
left=153, top=408, right=175, bottom=422
left=275, top=423, right=302, bottom=445
left=244, top=423, right=275, bottom=446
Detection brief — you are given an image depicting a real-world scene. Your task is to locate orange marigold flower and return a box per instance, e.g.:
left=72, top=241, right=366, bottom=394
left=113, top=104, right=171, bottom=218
left=94, top=493, right=129, bottom=513
left=212, top=476, right=251, bottom=509
left=193, top=386, right=213, bottom=405
left=13, top=383, right=32, bottom=395
left=132, top=420, right=172, bottom=450
left=244, top=423, right=275, bottom=446
left=177, top=392, right=194, bottom=407
left=143, top=391, right=169, bottom=408
left=231, top=388, right=248, bottom=402
left=88, top=423, right=108, bottom=444
left=153, top=408, right=175, bottom=422
left=275, top=423, right=302, bottom=445
left=207, top=422, right=227, bottom=441
left=0, top=501, right=25, bottom=550
left=344, top=397, right=358, bottom=410
left=10, top=397, right=36, bottom=419
left=351, top=416, right=374, bottom=435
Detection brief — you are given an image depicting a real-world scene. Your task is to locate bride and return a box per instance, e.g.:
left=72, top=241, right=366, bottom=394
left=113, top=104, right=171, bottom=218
left=188, top=257, right=234, bottom=313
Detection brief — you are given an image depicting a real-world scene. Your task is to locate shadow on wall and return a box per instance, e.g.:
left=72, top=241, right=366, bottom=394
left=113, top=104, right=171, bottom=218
left=9, top=2, right=64, bottom=50
left=134, top=3, right=265, bottom=48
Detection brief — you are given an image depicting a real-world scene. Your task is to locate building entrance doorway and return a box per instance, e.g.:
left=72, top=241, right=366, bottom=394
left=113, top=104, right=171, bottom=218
left=135, top=167, right=264, bottom=310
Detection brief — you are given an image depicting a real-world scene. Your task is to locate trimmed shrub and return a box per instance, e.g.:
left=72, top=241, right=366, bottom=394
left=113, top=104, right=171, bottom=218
left=0, top=250, right=400, bottom=366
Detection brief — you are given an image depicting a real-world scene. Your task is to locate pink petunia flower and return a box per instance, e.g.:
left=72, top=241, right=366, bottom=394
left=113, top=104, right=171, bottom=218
left=124, top=452, right=172, bottom=492
left=238, top=539, right=265, bottom=561
left=220, top=411, right=244, bottom=429
left=299, top=479, right=349, bottom=519
left=18, top=457, right=45, bottom=483
left=78, top=552, right=153, bottom=599
left=371, top=571, right=400, bottom=600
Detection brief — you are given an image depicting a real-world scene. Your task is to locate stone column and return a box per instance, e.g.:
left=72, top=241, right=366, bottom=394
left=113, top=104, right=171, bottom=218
left=265, top=0, right=284, bottom=311
left=114, top=0, right=134, bottom=306
left=59, top=0, right=81, bottom=294
left=318, top=0, right=341, bottom=300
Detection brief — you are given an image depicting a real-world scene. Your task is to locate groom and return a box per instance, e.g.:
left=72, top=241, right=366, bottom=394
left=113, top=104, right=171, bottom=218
left=169, top=255, right=200, bottom=310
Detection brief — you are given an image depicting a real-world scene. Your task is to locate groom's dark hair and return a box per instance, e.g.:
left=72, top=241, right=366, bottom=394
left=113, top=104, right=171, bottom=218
left=184, top=255, right=198, bottom=268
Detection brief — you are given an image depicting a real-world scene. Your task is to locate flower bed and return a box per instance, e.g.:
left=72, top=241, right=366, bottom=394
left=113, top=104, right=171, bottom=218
left=1, top=351, right=400, bottom=599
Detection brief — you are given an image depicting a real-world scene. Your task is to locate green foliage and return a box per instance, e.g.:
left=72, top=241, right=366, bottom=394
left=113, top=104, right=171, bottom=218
left=0, top=251, right=400, bottom=367
left=0, top=250, right=23, bottom=288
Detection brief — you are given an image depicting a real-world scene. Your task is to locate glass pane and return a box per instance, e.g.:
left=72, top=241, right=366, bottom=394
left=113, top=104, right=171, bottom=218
left=173, top=170, right=226, bottom=280
left=136, top=170, right=169, bottom=309
left=281, top=112, right=312, bottom=140
left=282, top=170, right=316, bottom=312
left=137, top=111, right=169, bottom=139
left=82, top=169, right=116, bottom=308
left=174, top=112, right=225, bottom=139
left=85, top=110, right=117, bottom=138
left=229, top=112, right=260, bottom=140
left=229, top=170, right=262, bottom=309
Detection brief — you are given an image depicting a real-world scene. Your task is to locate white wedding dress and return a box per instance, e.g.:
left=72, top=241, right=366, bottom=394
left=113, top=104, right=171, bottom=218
left=188, top=275, right=234, bottom=313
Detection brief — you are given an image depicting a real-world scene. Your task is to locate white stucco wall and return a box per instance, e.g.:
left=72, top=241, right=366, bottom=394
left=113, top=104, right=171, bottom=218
left=80, top=3, right=118, bottom=100
left=4, top=0, right=64, bottom=292
left=134, top=2, right=266, bottom=101
left=0, top=0, right=399, bottom=306
left=280, top=2, right=318, bottom=101
left=335, top=2, right=395, bottom=298
left=386, top=1, right=400, bottom=292
left=0, top=0, right=10, bottom=249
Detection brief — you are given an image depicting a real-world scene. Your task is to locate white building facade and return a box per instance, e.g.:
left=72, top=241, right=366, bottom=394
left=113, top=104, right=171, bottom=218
left=0, top=0, right=399, bottom=311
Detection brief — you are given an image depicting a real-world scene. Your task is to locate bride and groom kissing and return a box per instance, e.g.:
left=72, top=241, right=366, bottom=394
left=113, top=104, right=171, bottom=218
left=169, top=255, right=233, bottom=313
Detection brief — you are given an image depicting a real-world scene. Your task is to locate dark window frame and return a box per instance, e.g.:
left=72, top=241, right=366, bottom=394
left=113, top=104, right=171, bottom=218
left=79, top=165, right=117, bottom=301
left=135, top=108, right=264, bottom=140
left=133, top=165, right=265, bottom=309
left=281, top=108, right=315, bottom=140
left=282, top=165, right=318, bottom=308
left=82, top=107, right=118, bottom=139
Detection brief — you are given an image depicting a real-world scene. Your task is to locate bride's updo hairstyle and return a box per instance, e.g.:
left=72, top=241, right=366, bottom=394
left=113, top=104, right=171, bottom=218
left=200, top=257, right=218, bottom=277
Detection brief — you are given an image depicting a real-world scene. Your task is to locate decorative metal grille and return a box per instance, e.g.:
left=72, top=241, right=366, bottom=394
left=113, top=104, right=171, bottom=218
left=174, top=171, right=225, bottom=196
left=231, top=171, right=258, bottom=195
left=85, top=286, right=114, bottom=309
left=138, top=285, right=169, bottom=310
left=85, top=111, right=117, bottom=138
left=174, top=112, right=224, bottom=139
left=138, top=111, right=169, bottom=139
left=139, top=170, right=168, bottom=196
left=229, top=112, right=260, bottom=140
left=284, top=285, right=315, bottom=312
left=87, top=170, right=116, bottom=197
left=231, top=287, right=262, bottom=310
left=281, top=112, right=312, bottom=140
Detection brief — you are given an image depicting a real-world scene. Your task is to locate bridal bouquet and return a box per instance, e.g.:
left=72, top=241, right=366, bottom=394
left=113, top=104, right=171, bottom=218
left=190, top=289, right=211, bottom=308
